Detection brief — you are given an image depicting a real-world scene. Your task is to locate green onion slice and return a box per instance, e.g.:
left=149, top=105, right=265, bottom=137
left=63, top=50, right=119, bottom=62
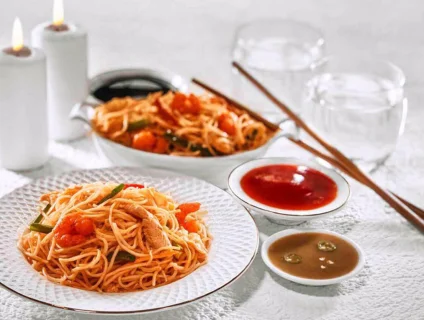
left=32, top=203, right=52, bottom=224
left=29, top=223, right=53, bottom=234
left=163, top=130, right=213, bottom=157
left=97, top=183, right=125, bottom=205
left=107, top=251, right=136, bottom=262
left=43, top=203, right=52, bottom=213
left=127, top=119, right=150, bottom=132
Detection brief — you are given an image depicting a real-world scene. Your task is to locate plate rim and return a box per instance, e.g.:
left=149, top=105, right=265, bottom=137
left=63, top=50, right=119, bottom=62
left=0, top=166, right=259, bottom=315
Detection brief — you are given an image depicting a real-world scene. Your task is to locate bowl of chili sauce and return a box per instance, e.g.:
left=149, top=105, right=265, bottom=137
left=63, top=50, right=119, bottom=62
left=227, top=158, right=350, bottom=224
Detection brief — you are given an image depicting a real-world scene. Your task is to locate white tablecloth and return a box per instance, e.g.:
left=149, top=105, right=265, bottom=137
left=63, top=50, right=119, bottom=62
left=1, top=1, right=424, bottom=319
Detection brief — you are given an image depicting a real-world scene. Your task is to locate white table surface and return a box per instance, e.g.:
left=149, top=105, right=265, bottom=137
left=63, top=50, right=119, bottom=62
left=1, top=1, right=424, bottom=319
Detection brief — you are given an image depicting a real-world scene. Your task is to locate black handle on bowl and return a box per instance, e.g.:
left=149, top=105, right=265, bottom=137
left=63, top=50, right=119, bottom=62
left=91, top=74, right=180, bottom=102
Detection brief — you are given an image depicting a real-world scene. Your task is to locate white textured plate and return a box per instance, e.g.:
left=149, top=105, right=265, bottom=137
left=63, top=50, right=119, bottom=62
left=0, top=167, right=258, bottom=314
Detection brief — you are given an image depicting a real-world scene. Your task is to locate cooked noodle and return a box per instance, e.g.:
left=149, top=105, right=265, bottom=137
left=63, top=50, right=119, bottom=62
left=18, top=183, right=211, bottom=293
left=91, top=92, right=274, bottom=156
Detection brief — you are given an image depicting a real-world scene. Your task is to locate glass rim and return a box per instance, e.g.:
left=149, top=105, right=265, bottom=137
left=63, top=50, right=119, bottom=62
left=315, top=55, right=406, bottom=92
left=235, top=18, right=325, bottom=51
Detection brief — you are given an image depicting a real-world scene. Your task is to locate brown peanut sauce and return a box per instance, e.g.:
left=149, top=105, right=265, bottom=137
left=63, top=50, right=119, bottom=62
left=268, top=232, right=359, bottom=279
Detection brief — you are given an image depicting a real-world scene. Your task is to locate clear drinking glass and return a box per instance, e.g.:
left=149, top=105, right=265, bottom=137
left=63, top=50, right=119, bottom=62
left=232, top=19, right=325, bottom=120
left=302, top=56, right=407, bottom=170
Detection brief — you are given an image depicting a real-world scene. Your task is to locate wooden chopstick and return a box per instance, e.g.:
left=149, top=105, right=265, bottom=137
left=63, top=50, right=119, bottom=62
left=289, top=139, right=424, bottom=220
left=232, top=61, right=424, bottom=232
left=192, top=78, right=279, bottom=131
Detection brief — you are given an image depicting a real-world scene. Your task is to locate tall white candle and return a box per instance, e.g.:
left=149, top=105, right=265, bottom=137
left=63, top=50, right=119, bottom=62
left=0, top=18, right=49, bottom=170
left=31, top=0, right=88, bottom=141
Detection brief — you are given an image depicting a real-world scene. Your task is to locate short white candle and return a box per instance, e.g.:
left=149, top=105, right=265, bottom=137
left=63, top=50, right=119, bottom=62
left=0, top=18, right=49, bottom=171
left=31, top=0, right=88, bottom=141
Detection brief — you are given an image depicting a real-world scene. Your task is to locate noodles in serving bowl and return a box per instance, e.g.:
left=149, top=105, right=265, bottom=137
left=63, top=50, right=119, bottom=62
left=18, top=182, right=211, bottom=293
left=70, top=91, right=285, bottom=187
left=91, top=92, right=275, bottom=157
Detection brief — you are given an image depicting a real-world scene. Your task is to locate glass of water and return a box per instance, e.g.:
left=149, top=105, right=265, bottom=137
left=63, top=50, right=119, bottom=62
left=302, top=56, right=407, bottom=170
left=232, top=19, right=325, bottom=120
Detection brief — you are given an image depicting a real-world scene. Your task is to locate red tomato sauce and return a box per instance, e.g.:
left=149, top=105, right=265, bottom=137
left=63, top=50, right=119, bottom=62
left=240, top=164, right=337, bottom=210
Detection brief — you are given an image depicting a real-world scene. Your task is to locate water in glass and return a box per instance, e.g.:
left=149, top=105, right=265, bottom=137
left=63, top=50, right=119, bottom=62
left=303, top=72, right=407, bottom=168
left=231, top=20, right=324, bottom=119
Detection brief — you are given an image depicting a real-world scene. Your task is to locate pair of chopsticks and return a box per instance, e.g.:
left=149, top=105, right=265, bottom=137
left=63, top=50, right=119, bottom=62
left=192, top=63, right=424, bottom=232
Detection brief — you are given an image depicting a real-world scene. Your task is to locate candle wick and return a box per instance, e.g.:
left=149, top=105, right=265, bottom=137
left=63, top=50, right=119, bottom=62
left=3, top=46, right=31, bottom=57
left=46, top=23, right=69, bottom=32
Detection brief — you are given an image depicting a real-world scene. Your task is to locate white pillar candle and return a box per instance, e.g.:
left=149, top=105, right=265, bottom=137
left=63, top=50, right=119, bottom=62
left=0, top=18, right=49, bottom=171
left=31, top=0, right=88, bottom=141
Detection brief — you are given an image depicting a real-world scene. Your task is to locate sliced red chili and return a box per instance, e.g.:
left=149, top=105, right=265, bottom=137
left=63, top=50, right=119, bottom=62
left=124, top=184, right=145, bottom=189
left=154, top=99, right=178, bottom=125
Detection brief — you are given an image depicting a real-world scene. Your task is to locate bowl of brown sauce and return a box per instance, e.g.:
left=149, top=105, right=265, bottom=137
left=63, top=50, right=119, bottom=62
left=227, top=157, right=350, bottom=224
left=261, top=229, right=365, bottom=286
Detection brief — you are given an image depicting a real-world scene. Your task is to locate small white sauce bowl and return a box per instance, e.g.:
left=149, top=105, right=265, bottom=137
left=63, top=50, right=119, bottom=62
left=227, top=157, right=351, bottom=225
left=261, top=228, right=365, bottom=286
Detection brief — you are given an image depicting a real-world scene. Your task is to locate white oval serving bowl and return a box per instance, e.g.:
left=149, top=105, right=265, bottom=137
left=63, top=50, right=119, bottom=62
left=227, top=157, right=351, bottom=224
left=92, top=131, right=285, bottom=188
left=261, top=228, right=365, bottom=286
left=70, top=72, right=287, bottom=188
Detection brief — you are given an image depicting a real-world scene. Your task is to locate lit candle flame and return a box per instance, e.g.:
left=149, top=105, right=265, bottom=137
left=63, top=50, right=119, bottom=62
left=53, top=0, right=64, bottom=26
left=12, top=17, right=24, bottom=52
